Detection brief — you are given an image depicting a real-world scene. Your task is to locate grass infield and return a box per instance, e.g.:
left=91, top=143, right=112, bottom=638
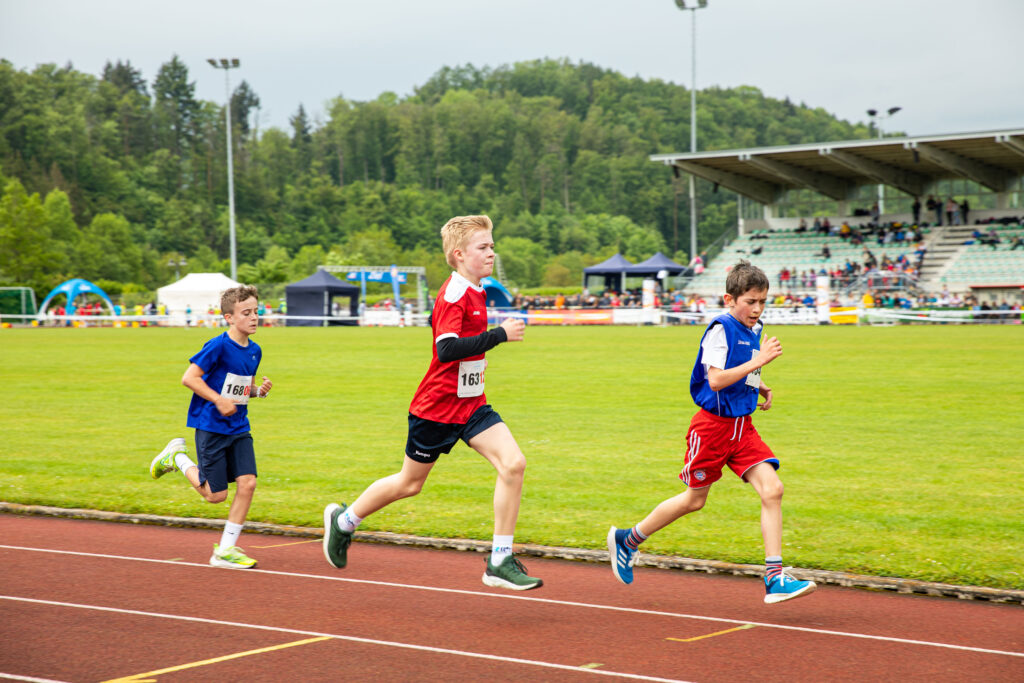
left=2, top=324, right=1021, bottom=589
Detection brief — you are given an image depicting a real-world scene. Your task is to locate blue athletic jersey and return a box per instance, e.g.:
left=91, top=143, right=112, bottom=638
left=186, top=332, right=262, bottom=435
left=690, top=313, right=762, bottom=417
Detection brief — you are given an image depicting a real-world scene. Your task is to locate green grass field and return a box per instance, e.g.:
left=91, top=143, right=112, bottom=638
left=2, top=324, right=1022, bottom=589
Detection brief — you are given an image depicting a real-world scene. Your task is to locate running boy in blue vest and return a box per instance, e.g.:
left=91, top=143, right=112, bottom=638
left=608, top=261, right=815, bottom=603
left=148, top=285, right=273, bottom=569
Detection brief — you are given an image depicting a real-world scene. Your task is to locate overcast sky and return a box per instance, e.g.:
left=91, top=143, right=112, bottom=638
left=3, top=0, right=1022, bottom=145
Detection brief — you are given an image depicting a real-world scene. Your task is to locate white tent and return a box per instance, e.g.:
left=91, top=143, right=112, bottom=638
left=157, top=273, right=240, bottom=318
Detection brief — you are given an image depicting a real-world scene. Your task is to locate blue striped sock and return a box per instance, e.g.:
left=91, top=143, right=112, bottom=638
left=766, top=557, right=783, bottom=581
left=625, top=525, right=647, bottom=551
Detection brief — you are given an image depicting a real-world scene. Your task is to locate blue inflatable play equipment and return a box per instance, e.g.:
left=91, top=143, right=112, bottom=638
left=38, top=278, right=117, bottom=316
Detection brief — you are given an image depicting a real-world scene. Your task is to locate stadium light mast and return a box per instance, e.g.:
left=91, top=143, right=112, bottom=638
left=208, top=58, right=241, bottom=281
left=866, top=106, right=901, bottom=214
left=675, top=0, right=708, bottom=267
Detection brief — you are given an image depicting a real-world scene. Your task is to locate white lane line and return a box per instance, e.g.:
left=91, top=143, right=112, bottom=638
left=2, top=544, right=1021, bottom=659
left=0, top=674, right=73, bottom=683
left=0, top=595, right=691, bottom=683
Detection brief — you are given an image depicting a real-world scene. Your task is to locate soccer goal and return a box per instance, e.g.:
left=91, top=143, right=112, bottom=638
left=0, top=287, right=39, bottom=317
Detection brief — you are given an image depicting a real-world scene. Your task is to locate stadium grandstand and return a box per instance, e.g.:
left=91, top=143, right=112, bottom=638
left=652, top=129, right=1024, bottom=306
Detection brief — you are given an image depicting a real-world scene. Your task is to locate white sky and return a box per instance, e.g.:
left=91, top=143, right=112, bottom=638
left=2, top=0, right=1023, bottom=145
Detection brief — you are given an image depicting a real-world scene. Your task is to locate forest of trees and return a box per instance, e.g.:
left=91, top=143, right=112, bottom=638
left=0, top=56, right=874, bottom=302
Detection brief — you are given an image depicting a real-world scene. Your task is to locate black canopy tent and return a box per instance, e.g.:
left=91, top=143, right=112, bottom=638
left=582, top=253, right=633, bottom=292
left=625, top=252, right=690, bottom=277
left=285, top=270, right=360, bottom=326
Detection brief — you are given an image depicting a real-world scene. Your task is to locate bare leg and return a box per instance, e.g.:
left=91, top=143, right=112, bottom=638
left=348, top=456, right=435, bottom=519
left=468, top=422, right=526, bottom=536
left=227, top=474, right=256, bottom=525
left=635, top=485, right=710, bottom=537
left=182, top=465, right=229, bottom=505
left=744, top=463, right=784, bottom=557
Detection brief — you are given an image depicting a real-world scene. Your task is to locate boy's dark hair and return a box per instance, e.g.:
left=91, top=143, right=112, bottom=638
left=221, top=285, right=259, bottom=315
left=725, top=260, right=769, bottom=298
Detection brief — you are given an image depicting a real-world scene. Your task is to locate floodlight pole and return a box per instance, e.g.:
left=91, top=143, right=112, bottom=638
left=208, top=58, right=241, bottom=281
left=675, top=1, right=707, bottom=265
left=866, top=106, right=901, bottom=214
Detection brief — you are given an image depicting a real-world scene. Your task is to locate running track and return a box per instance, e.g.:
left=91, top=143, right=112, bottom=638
left=1, top=514, right=1021, bottom=682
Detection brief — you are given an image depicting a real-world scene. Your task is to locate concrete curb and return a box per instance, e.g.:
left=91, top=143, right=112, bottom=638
left=3, top=502, right=1021, bottom=605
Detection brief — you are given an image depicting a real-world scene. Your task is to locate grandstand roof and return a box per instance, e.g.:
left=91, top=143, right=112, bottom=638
left=650, top=129, right=1024, bottom=205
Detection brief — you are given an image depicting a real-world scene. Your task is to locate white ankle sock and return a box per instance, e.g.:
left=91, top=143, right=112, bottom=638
left=338, top=507, right=363, bottom=532
left=490, top=535, right=514, bottom=566
left=220, top=521, right=243, bottom=549
left=174, top=452, right=196, bottom=475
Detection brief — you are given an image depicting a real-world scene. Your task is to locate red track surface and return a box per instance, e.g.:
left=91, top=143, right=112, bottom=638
left=1, top=514, right=1021, bottom=682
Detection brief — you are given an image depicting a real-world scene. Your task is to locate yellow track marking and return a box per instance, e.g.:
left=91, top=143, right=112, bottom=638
left=250, top=539, right=320, bottom=549
left=100, top=636, right=332, bottom=682
left=667, top=624, right=756, bottom=643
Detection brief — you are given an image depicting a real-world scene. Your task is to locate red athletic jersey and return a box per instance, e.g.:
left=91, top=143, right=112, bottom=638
left=409, top=272, right=489, bottom=424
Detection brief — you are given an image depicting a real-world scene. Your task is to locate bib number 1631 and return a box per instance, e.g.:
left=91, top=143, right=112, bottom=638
left=457, top=360, right=486, bottom=398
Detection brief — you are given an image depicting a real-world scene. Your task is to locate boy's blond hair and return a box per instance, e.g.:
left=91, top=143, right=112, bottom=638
left=441, top=215, right=493, bottom=269
left=221, top=285, right=259, bottom=316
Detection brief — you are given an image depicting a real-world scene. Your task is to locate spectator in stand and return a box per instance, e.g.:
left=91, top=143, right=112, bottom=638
left=818, top=244, right=831, bottom=260
left=795, top=218, right=807, bottom=233
left=1010, top=235, right=1023, bottom=251
left=946, top=197, right=957, bottom=226
left=926, top=195, right=941, bottom=225
left=801, top=293, right=815, bottom=308
left=554, top=293, right=565, bottom=309
left=912, top=197, right=922, bottom=225
left=812, top=217, right=822, bottom=233
left=863, top=248, right=877, bottom=270
left=984, top=228, right=1001, bottom=249
left=820, top=217, right=831, bottom=235
left=871, top=202, right=880, bottom=225
left=839, top=222, right=851, bottom=240
left=961, top=198, right=970, bottom=225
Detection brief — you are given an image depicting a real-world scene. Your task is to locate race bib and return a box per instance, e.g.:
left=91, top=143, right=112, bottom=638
left=745, top=349, right=762, bottom=389
left=457, top=360, right=486, bottom=398
left=221, top=372, right=253, bottom=405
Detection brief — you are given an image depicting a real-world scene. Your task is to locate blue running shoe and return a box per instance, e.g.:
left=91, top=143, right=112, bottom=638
left=607, top=526, right=637, bottom=585
left=764, top=569, right=816, bottom=604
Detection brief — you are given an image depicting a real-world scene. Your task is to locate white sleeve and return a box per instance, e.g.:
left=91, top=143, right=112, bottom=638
left=701, top=325, right=728, bottom=370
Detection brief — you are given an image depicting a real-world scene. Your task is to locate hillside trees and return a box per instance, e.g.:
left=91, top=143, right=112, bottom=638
left=0, top=57, right=873, bottom=298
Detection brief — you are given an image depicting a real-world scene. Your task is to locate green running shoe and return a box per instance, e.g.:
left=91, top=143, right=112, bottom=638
left=482, top=555, right=543, bottom=591
left=323, top=502, right=353, bottom=569
left=149, top=438, right=186, bottom=479
left=209, top=543, right=257, bottom=569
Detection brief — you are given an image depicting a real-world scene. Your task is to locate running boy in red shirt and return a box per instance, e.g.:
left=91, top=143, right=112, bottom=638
left=608, top=261, right=815, bottom=603
left=322, top=215, right=542, bottom=590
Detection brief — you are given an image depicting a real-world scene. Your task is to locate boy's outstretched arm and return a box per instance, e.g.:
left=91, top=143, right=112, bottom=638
left=435, top=318, right=524, bottom=363
left=251, top=375, right=272, bottom=398
left=182, top=363, right=236, bottom=416
left=707, top=336, right=782, bottom=392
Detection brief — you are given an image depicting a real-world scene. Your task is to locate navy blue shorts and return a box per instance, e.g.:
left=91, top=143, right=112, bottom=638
left=194, top=429, right=257, bottom=493
left=405, top=404, right=504, bottom=463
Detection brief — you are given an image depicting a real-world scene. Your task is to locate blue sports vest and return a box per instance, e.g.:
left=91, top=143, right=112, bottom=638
left=690, top=313, right=763, bottom=417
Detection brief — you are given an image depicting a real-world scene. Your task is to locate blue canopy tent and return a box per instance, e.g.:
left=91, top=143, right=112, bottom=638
left=582, top=253, right=634, bottom=293
left=480, top=277, right=515, bottom=308
left=38, top=278, right=117, bottom=316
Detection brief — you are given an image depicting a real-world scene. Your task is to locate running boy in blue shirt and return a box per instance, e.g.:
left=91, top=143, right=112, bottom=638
left=608, top=261, right=816, bottom=603
left=148, top=285, right=273, bottom=569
